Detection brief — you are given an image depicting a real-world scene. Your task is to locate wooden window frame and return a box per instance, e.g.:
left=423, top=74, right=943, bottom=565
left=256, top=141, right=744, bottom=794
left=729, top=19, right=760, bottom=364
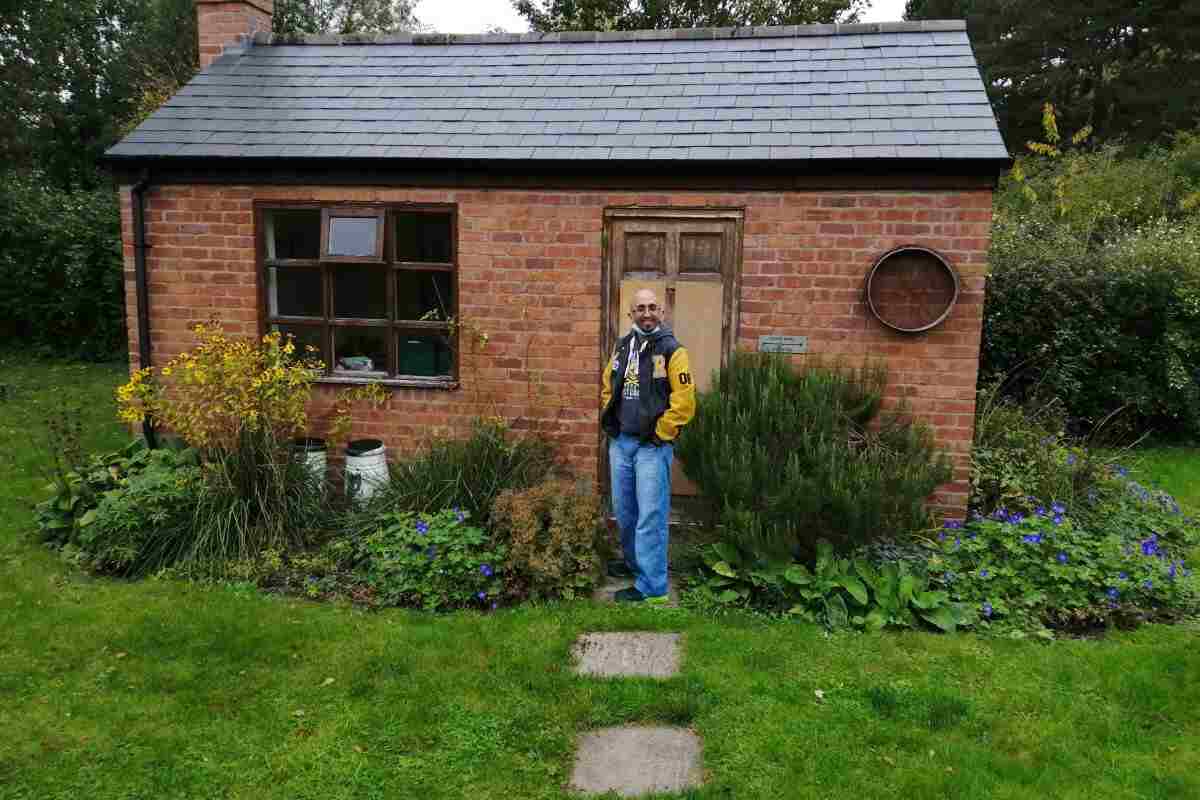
left=257, top=201, right=459, bottom=389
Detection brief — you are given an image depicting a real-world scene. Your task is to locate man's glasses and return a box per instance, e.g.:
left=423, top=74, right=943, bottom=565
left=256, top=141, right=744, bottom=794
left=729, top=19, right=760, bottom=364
left=632, top=304, right=659, bottom=313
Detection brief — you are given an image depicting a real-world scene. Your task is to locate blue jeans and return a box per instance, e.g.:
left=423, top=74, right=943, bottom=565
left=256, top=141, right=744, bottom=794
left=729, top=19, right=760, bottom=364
left=608, top=433, right=673, bottom=597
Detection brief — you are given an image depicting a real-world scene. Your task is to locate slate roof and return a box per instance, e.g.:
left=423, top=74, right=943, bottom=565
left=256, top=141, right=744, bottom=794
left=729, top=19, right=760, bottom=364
left=106, top=21, right=1009, bottom=164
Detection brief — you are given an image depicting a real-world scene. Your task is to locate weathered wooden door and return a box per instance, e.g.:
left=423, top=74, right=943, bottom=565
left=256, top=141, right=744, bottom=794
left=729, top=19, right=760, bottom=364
left=603, top=208, right=743, bottom=496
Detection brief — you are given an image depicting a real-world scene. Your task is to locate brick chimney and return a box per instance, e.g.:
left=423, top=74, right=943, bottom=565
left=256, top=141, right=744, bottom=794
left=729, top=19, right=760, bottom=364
left=195, top=0, right=274, bottom=70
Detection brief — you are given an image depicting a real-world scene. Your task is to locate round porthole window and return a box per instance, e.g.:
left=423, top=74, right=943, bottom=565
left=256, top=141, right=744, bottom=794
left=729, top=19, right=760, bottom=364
left=865, top=246, right=960, bottom=333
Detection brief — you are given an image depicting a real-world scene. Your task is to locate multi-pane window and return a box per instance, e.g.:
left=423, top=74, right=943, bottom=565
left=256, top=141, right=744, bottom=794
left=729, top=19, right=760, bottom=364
left=261, top=204, right=456, bottom=384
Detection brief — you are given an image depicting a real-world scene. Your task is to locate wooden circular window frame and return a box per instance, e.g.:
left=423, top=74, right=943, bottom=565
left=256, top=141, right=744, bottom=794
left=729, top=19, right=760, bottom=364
left=865, top=245, right=961, bottom=334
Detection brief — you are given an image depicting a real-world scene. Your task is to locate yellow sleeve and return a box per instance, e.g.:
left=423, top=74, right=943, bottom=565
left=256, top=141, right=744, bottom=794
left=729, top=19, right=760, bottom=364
left=655, top=347, right=696, bottom=442
left=600, top=353, right=616, bottom=411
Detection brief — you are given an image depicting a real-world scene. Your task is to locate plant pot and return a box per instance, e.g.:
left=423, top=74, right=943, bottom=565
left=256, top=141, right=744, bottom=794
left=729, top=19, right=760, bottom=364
left=292, top=437, right=328, bottom=490
left=345, top=438, right=387, bottom=503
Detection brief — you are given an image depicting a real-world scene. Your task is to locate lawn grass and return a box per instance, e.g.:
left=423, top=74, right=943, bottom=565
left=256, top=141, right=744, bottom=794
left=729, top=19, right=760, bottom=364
left=2, top=354, right=1199, bottom=799
left=1127, top=447, right=1200, bottom=513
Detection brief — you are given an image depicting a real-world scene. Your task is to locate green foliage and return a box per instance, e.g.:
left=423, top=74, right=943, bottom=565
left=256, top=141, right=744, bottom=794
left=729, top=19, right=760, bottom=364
left=351, top=417, right=559, bottom=528
left=35, top=438, right=195, bottom=547
left=0, top=0, right=196, bottom=186
left=273, top=0, right=417, bottom=36
left=930, top=478, right=1200, bottom=635
left=68, top=452, right=201, bottom=575
left=676, top=353, right=952, bottom=561
left=693, top=538, right=971, bottom=631
left=983, top=215, right=1200, bottom=438
left=969, top=381, right=1110, bottom=517
left=514, top=0, right=868, bottom=33
left=490, top=478, right=603, bottom=601
left=347, top=509, right=505, bottom=610
left=0, top=172, right=125, bottom=358
left=904, top=0, right=1200, bottom=148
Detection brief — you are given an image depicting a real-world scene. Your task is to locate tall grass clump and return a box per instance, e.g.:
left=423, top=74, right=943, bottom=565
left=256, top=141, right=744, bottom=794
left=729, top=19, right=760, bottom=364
left=676, top=354, right=952, bottom=562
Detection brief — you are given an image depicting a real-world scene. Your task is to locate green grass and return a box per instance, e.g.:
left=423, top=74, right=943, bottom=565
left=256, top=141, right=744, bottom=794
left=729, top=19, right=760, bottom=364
left=2, top=354, right=1199, bottom=799
left=1127, top=447, right=1200, bottom=513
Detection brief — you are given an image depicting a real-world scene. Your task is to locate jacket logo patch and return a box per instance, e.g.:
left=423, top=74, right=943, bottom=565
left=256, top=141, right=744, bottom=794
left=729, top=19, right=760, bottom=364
left=652, top=355, right=667, bottom=378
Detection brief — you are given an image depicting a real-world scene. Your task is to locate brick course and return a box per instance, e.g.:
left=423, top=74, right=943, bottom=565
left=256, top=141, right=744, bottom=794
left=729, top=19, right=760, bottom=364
left=119, top=184, right=992, bottom=516
left=196, top=0, right=273, bottom=70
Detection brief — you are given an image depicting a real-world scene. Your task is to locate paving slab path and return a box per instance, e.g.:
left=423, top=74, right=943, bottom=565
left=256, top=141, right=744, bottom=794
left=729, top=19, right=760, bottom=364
left=570, top=725, right=704, bottom=798
left=572, top=632, right=681, bottom=679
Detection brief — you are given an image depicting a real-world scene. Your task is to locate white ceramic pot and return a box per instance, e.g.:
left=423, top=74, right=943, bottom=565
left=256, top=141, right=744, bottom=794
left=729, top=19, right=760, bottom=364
left=344, top=438, right=387, bottom=503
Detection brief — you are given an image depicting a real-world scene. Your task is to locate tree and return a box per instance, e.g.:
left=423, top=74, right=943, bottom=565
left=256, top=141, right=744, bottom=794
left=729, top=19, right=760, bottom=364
left=904, top=0, right=1200, bottom=148
left=0, top=0, right=195, bottom=187
left=514, top=0, right=867, bottom=33
left=274, top=0, right=418, bottom=35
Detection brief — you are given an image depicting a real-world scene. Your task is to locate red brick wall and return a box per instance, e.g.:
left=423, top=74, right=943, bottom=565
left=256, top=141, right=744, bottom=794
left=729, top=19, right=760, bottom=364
left=196, top=0, right=273, bottom=70
left=118, top=184, right=992, bottom=516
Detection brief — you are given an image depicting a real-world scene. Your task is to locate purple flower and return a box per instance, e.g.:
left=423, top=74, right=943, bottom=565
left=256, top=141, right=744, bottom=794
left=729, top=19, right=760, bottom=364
left=1143, top=579, right=1153, bottom=590
left=425, top=546, right=437, bottom=560
left=1052, top=514, right=1064, bottom=526
left=490, top=601, right=498, bottom=610
left=1119, top=571, right=1129, bottom=580
left=1115, top=465, right=1128, bottom=477
left=477, top=591, right=487, bottom=601
left=1022, top=533, right=1043, bottom=544
left=1168, top=562, right=1178, bottom=580
left=453, top=507, right=466, bottom=523
left=1106, top=587, right=1120, bottom=600
left=990, top=507, right=1009, bottom=522
left=943, top=519, right=963, bottom=529
left=1034, top=506, right=1047, bottom=517
left=1140, top=535, right=1159, bottom=557
left=1066, top=453, right=1077, bottom=466
left=479, top=564, right=493, bottom=578
left=981, top=601, right=993, bottom=618
left=938, top=532, right=947, bottom=542
left=1056, top=552, right=1069, bottom=564
left=415, top=520, right=429, bottom=536
left=1007, top=512, right=1026, bottom=525
left=979, top=569, right=989, bottom=578
left=954, top=537, right=962, bottom=549
left=1051, top=502, right=1066, bottom=516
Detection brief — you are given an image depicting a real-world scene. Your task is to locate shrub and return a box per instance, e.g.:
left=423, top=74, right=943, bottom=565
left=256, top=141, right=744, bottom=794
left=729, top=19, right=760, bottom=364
left=0, top=171, right=125, bottom=359
left=986, top=217, right=1200, bottom=438
left=928, top=475, right=1199, bottom=634
left=969, top=381, right=1112, bottom=517
left=68, top=455, right=202, bottom=576
left=675, top=353, right=953, bottom=562
left=347, top=509, right=505, bottom=611
left=491, top=478, right=603, bottom=601
left=355, top=417, right=559, bottom=528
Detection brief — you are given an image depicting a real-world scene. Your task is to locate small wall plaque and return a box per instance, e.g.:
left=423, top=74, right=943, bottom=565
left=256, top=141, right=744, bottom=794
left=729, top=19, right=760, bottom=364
left=758, top=335, right=807, bottom=354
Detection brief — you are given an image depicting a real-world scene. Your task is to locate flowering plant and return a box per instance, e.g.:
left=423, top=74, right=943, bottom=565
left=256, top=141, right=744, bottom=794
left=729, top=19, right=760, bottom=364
left=929, top=476, right=1198, bottom=634
left=117, top=323, right=321, bottom=452
left=350, top=508, right=506, bottom=611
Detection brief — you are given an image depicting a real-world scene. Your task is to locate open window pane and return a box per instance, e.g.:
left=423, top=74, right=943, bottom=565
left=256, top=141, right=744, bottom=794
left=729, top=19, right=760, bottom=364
left=334, top=265, right=388, bottom=319
left=268, top=209, right=321, bottom=260
left=270, top=267, right=322, bottom=317
left=397, top=332, right=452, bottom=377
left=274, top=324, right=326, bottom=366
left=333, top=327, right=389, bottom=375
left=395, top=213, right=452, bottom=263
left=327, top=216, right=379, bottom=258
left=396, top=270, right=453, bottom=321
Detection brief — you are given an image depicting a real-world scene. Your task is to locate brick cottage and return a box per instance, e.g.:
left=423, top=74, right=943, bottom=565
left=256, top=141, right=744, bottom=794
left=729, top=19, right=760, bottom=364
left=104, top=0, right=1010, bottom=516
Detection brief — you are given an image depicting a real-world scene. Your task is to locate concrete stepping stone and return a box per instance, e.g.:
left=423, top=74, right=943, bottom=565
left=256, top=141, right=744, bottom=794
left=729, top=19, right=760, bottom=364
left=572, top=632, right=681, bottom=679
left=570, top=725, right=704, bottom=797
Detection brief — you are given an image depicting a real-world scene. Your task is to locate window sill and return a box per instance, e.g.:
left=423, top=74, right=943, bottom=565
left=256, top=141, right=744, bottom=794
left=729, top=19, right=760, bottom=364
left=315, top=375, right=458, bottom=390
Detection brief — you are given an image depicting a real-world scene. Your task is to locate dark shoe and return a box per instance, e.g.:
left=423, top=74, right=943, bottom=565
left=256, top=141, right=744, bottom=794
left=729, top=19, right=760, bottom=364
left=613, top=586, right=670, bottom=605
left=607, top=559, right=635, bottom=579
left=613, top=586, right=646, bottom=603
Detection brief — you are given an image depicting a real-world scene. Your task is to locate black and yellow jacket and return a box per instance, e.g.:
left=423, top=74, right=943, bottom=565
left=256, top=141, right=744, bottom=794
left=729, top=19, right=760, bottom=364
left=600, top=327, right=696, bottom=444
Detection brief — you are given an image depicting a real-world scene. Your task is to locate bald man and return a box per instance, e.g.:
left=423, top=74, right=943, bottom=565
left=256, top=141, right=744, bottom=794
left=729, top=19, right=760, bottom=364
left=600, top=288, right=696, bottom=603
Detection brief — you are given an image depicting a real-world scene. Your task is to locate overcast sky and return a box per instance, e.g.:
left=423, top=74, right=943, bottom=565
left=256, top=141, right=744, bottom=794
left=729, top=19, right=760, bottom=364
left=414, top=0, right=912, bottom=35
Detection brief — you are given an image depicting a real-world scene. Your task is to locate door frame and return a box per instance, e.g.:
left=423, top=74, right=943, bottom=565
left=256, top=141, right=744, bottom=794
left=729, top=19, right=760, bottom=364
left=598, top=206, right=745, bottom=498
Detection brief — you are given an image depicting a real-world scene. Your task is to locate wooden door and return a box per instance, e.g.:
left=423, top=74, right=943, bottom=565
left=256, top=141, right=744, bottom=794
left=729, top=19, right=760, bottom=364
left=603, top=208, right=743, bottom=496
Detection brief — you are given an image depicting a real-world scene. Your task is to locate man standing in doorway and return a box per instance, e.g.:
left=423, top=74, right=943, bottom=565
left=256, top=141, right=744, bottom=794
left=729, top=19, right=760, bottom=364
left=600, top=288, right=696, bottom=603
